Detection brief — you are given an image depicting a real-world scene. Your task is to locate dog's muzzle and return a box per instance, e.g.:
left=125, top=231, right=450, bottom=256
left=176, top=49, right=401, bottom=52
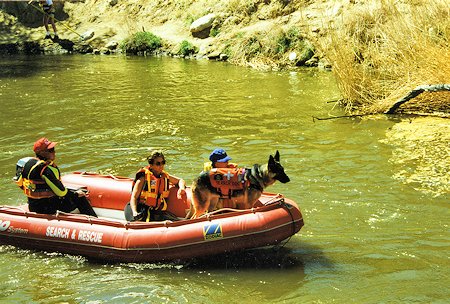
left=277, top=174, right=290, bottom=183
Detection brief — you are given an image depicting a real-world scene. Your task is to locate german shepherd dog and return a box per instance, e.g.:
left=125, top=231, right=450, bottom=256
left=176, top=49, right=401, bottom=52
left=188, top=151, right=290, bottom=219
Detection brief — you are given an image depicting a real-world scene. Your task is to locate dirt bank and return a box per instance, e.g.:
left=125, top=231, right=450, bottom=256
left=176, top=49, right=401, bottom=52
left=1, top=0, right=342, bottom=65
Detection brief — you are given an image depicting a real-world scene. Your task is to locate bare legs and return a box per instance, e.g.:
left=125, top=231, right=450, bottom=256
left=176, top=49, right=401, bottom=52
left=43, top=13, right=58, bottom=38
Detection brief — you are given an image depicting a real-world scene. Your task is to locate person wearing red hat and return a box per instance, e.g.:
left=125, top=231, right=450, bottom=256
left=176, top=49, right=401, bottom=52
left=15, top=137, right=97, bottom=216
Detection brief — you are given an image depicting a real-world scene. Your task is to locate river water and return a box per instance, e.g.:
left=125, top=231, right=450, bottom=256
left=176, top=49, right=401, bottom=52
left=0, top=55, right=448, bottom=303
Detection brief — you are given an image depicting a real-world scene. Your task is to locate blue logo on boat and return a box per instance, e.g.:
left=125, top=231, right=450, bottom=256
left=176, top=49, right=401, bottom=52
left=203, top=223, right=223, bottom=240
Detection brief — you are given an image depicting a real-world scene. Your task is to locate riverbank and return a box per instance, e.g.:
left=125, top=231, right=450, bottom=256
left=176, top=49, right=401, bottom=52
left=0, top=1, right=330, bottom=65
left=1, top=0, right=448, bottom=116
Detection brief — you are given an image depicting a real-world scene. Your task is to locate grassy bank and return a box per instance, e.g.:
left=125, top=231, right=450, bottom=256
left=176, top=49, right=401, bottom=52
left=323, top=0, right=449, bottom=114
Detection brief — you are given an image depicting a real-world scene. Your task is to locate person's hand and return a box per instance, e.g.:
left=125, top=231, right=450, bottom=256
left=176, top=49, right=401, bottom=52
left=132, top=210, right=143, bottom=221
left=177, top=188, right=186, bottom=200
left=75, top=189, right=88, bottom=197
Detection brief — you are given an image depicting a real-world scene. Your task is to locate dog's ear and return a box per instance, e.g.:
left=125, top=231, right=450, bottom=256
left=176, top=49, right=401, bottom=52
left=274, top=150, right=280, bottom=162
left=269, top=154, right=275, bottom=166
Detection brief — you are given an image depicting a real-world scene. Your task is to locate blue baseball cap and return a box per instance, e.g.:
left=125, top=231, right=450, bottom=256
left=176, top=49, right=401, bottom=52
left=209, top=148, right=231, bottom=163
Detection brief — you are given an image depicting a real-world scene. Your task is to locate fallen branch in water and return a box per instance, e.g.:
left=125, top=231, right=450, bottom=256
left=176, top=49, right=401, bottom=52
left=385, top=84, right=450, bottom=114
left=313, top=84, right=450, bottom=121
left=312, top=114, right=370, bottom=122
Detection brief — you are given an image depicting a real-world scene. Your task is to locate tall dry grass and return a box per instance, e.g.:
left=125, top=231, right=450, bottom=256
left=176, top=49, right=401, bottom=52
left=324, top=0, right=450, bottom=114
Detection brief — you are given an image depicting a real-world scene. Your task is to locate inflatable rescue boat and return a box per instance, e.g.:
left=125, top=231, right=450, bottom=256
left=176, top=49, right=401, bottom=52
left=0, top=172, right=304, bottom=263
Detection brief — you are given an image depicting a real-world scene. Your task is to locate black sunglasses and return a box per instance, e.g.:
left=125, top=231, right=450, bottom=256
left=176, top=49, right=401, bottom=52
left=47, top=148, right=55, bottom=153
left=153, top=160, right=166, bottom=166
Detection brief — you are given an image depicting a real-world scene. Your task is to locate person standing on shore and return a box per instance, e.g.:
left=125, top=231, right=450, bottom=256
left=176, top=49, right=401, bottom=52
left=39, top=0, right=58, bottom=40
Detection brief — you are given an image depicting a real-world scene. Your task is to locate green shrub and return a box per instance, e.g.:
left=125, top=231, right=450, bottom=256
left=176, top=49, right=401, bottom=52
left=120, top=32, right=162, bottom=54
left=178, top=40, right=197, bottom=56
left=276, top=27, right=303, bottom=54
left=185, top=14, right=196, bottom=25
left=210, top=27, right=220, bottom=37
left=276, top=34, right=291, bottom=54
left=223, top=45, right=232, bottom=57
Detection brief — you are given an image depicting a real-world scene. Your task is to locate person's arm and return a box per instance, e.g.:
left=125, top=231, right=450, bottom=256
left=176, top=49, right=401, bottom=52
left=168, top=174, right=186, bottom=199
left=41, top=166, right=68, bottom=197
left=40, top=165, right=86, bottom=198
left=130, top=177, right=145, bottom=217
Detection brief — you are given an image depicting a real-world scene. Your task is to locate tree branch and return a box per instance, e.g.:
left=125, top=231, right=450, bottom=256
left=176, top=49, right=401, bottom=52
left=385, top=84, right=450, bottom=114
left=312, top=114, right=370, bottom=122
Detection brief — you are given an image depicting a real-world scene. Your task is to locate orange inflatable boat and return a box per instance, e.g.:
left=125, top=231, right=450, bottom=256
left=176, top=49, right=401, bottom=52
left=0, top=172, right=304, bottom=263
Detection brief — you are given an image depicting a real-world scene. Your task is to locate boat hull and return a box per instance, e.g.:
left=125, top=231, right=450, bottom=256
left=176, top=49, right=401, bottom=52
left=0, top=172, right=304, bottom=263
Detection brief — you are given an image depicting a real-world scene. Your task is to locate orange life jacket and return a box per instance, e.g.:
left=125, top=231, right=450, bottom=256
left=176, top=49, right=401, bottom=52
left=133, top=166, right=170, bottom=210
left=16, top=158, right=56, bottom=199
left=208, top=168, right=249, bottom=198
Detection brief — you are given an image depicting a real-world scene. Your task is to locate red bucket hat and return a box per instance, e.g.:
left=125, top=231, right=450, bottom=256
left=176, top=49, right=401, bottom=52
left=33, top=137, right=57, bottom=153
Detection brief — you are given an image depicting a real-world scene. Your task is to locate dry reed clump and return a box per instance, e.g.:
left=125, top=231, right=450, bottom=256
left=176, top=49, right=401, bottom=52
left=323, top=0, right=450, bottom=114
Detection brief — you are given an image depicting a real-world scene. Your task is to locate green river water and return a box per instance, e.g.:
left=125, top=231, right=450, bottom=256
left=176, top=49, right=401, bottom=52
left=0, top=55, right=448, bottom=303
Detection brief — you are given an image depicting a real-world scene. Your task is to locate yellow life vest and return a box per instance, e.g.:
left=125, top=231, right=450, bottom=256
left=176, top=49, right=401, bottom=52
left=134, top=166, right=170, bottom=210
left=17, top=158, right=56, bottom=199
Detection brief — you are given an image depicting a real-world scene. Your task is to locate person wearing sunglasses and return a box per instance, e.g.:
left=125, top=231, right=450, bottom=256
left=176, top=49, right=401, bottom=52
left=124, top=151, right=186, bottom=222
left=16, top=137, right=97, bottom=217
